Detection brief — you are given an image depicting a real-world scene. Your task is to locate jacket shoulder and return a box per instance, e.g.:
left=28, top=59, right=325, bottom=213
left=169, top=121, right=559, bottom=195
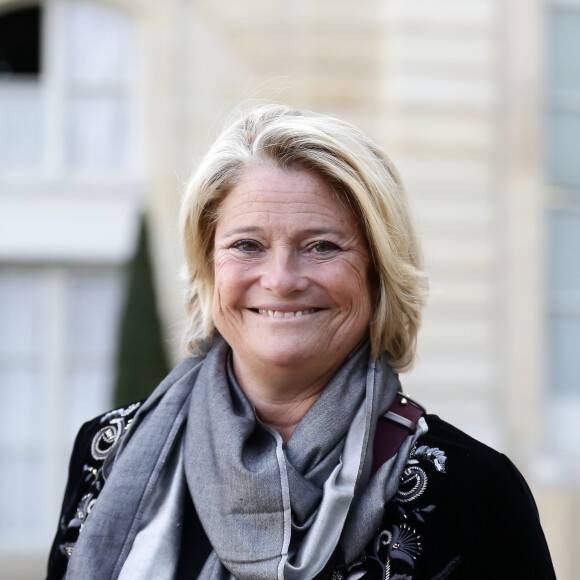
left=422, top=414, right=541, bottom=508
left=418, top=414, right=556, bottom=579
left=46, top=401, right=143, bottom=580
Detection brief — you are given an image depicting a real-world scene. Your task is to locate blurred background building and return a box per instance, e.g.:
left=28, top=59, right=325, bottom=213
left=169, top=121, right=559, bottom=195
left=0, top=0, right=578, bottom=578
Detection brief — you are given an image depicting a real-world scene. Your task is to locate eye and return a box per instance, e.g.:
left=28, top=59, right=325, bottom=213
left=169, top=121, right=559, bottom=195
left=231, top=239, right=261, bottom=253
left=310, top=240, right=341, bottom=253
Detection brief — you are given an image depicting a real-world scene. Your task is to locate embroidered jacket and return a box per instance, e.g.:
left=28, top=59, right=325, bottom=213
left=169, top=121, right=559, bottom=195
left=46, top=408, right=556, bottom=580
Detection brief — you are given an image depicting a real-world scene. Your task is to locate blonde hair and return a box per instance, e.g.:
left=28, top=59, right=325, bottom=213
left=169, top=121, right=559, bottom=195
left=180, top=104, right=428, bottom=371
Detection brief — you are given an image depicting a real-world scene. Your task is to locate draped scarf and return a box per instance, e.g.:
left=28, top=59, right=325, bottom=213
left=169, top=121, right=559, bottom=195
left=65, top=336, right=426, bottom=579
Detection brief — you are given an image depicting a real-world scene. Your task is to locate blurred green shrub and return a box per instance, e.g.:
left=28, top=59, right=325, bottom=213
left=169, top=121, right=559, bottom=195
left=114, top=215, right=170, bottom=407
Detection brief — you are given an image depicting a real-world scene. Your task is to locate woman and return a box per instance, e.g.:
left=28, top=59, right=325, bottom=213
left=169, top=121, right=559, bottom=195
left=47, top=104, right=555, bottom=579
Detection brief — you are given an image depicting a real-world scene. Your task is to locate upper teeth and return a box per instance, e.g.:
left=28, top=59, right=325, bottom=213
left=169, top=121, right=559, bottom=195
left=258, top=309, right=316, bottom=318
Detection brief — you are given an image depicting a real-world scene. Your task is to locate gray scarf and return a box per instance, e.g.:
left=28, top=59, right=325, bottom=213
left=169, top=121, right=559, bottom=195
left=65, top=336, right=426, bottom=579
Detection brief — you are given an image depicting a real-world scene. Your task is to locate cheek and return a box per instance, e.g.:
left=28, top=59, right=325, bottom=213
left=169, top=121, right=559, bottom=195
left=212, top=258, right=234, bottom=311
left=214, top=253, right=241, bottom=287
left=326, top=261, right=374, bottom=316
left=212, top=256, right=251, bottom=314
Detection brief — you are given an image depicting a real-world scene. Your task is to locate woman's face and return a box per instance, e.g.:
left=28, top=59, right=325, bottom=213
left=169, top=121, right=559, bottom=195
left=213, top=163, right=374, bottom=378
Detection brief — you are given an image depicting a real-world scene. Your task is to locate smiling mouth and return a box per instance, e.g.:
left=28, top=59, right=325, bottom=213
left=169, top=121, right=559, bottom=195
left=254, top=308, right=319, bottom=318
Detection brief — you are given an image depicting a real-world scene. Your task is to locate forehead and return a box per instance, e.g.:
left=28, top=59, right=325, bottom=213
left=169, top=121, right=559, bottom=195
left=215, top=164, right=359, bottom=232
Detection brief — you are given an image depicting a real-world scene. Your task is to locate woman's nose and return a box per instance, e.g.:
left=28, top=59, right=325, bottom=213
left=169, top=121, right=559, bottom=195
left=260, top=249, right=309, bottom=296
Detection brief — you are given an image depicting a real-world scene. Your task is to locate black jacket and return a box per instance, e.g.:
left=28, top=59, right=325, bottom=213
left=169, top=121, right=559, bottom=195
left=47, top=405, right=556, bottom=579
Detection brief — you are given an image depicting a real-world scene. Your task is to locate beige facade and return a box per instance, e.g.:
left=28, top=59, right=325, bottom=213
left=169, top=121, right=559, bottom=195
left=1, top=0, right=578, bottom=578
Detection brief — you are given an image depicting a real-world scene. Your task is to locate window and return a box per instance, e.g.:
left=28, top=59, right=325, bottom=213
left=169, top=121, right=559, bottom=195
left=0, top=0, right=135, bottom=176
left=546, top=2, right=580, bottom=454
left=0, top=267, right=125, bottom=542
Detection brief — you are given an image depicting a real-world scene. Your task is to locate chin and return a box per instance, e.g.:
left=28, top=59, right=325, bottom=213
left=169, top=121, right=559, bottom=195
left=253, top=344, right=315, bottom=369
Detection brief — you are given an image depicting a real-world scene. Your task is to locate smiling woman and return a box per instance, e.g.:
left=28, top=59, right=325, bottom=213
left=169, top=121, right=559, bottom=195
left=47, top=105, right=556, bottom=580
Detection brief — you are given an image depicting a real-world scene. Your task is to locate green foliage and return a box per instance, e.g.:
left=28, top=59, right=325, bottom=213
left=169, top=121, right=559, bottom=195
left=113, top=215, right=170, bottom=407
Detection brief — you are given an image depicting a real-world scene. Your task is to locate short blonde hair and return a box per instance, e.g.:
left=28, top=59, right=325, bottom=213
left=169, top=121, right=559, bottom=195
left=180, top=104, right=428, bottom=371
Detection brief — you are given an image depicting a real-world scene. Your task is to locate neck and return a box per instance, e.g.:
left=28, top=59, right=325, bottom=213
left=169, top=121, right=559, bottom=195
left=231, top=353, right=336, bottom=444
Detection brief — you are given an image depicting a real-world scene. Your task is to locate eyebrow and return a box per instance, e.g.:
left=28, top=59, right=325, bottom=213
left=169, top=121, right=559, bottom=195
left=219, top=226, right=347, bottom=240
